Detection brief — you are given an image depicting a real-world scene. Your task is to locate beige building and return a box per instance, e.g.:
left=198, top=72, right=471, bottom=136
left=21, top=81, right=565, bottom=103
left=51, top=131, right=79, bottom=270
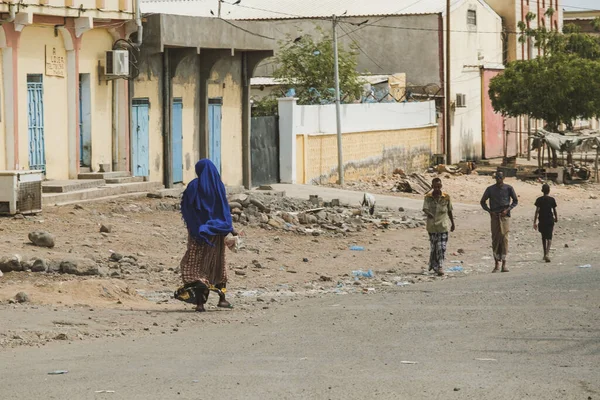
left=0, top=0, right=139, bottom=180
left=486, top=0, right=563, bottom=63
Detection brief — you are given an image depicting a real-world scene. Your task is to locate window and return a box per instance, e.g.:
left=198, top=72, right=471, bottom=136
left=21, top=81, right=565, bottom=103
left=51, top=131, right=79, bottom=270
left=467, top=10, right=477, bottom=26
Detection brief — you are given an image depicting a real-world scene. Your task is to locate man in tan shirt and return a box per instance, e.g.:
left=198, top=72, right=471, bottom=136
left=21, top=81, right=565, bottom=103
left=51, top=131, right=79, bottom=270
left=423, top=178, right=455, bottom=276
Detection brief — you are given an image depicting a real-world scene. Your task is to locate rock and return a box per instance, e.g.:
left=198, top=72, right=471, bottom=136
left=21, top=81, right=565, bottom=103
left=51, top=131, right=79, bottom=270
left=60, top=259, right=106, bottom=276
left=28, top=231, right=55, bottom=248
left=319, top=275, right=332, bottom=282
left=590, top=194, right=598, bottom=200
left=15, top=292, right=30, bottom=303
left=100, top=224, right=112, bottom=233
left=457, top=248, right=465, bottom=254
left=30, top=258, right=48, bottom=273
left=252, top=260, right=264, bottom=269
left=229, top=193, right=249, bottom=204
left=303, top=258, right=309, bottom=262
left=281, top=212, right=295, bottom=224
left=110, top=253, right=124, bottom=262
left=249, top=198, right=268, bottom=212
left=54, top=333, right=68, bottom=341
left=119, top=257, right=138, bottom=266
left=13, top=213, right=25, bottom=220
left=235, top=270, right=246, bottom=276
left=229, top=202, right=243, bottom=210
left=74, top=204, right=85, bottom=210
left=259, top=213, right=269, bottom=224
left=0, top=255, right=22, bottom=273
left=316, top=211, right=327, bottom=221
left=267, top=217, right=283, bottom=229
left=0, top=270, right=2, bottom=278
left=231, top=207, right=243, bottom=215
left=564, top=244, right=569, bottom=248
left=259, top=185, right=273, bottom=190
left=398, top=207, right=405, bottom=212
left=147, top=192, right=165, bottom=199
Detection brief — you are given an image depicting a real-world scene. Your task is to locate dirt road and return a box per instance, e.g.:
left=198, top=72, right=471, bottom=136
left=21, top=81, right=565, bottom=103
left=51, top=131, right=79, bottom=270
left=1, top=174, right=599, bottom=398
left=1, top=260, right=598, bottom=399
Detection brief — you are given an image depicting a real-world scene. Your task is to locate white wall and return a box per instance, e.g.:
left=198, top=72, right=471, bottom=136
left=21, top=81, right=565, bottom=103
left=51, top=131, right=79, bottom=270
left=278, top=98, right=437, bottom=183
left=445, top=0, right=504, bottom=162
left=294, top=101, right=437, bottom=135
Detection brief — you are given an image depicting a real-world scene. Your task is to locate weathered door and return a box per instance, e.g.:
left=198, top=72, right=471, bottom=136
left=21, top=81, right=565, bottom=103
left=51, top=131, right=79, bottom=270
left=172, top=98, right=183, bottom=183
left=27, top=74, right=46, bottom=172
left=208, top=98, right=222, bottom=173
left=131, top=98, right=150, bottom=177
left=79, top=73, right=92, bottom=167
left=251, top=116, right=280, bottom=187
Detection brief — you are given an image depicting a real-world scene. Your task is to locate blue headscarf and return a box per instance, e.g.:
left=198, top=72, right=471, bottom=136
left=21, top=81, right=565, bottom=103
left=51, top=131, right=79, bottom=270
left=181, top=159, right=233, bottom=244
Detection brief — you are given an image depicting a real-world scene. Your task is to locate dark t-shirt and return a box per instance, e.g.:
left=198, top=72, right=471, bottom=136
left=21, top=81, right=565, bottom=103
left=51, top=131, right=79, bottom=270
left=535, top=196, right=557, bottom=226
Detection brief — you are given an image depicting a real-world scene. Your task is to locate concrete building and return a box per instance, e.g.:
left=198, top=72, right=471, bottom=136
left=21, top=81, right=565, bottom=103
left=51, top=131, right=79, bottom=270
left=485, top=0, right=563, bottom=62
left=132, top=14, right=274, bottom=187
left=0, top=0, right=139, bottom=180
left=141, top=0, right=504, bottom=164
left=564, top=9, right=600, bottom=131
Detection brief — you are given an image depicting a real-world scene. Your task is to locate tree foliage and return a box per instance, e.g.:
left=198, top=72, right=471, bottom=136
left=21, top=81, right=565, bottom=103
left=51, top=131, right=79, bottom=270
left=489, top=22, right=600, bottom=131
left=272, top=31, right=364, bottom=105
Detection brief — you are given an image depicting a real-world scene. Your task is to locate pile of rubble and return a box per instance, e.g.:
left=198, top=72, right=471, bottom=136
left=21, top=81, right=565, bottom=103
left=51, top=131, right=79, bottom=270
left=227, top=191, right=426, bottom=236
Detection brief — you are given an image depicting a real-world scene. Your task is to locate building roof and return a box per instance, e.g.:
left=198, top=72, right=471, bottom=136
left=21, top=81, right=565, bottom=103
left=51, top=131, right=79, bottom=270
left=141, top=0, right=464, bottom=20
left=251, top=75, right=390, bottom=87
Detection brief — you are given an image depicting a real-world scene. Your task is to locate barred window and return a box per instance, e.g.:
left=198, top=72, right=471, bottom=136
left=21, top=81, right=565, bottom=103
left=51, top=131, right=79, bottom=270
left=467, top=10, right=477, bottom=26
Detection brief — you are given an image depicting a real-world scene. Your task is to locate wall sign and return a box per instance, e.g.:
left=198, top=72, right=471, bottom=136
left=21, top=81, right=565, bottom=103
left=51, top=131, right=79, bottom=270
left=45, top=45, right=65, bottom=77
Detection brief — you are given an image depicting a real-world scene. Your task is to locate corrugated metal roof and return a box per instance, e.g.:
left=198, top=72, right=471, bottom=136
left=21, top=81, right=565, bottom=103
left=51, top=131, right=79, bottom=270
left=141, top=0, right=461, bottom=20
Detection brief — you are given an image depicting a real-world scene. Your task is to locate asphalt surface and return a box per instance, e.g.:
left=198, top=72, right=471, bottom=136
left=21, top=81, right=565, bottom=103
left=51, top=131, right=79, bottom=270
left=1, top=261, right=598, bottom=400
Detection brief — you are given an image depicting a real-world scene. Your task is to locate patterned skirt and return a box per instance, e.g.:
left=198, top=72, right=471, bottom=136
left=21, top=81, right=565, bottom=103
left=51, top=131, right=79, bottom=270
left=428, top=232, right=449, bottom=272
left=180, top=234, right=227, bottom=287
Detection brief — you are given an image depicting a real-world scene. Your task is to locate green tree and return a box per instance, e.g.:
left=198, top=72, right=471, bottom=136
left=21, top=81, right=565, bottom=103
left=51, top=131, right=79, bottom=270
left=490, top=23, right=600, bottom=131
left=272, top=31, right=363, bottom=105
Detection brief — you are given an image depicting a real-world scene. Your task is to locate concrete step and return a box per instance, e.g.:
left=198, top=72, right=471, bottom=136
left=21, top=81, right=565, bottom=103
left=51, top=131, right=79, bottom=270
left=78, top=171, right=130, bottom=180
left=42, top=179, right=105, bottom=194
left=42, top=181, right=164, bottom=207
left=105, top=176, right=145, bottom=184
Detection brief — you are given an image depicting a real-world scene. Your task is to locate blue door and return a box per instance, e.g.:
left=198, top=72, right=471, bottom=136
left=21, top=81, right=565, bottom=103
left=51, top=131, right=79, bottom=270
left=79, top=74, right=92, bottom=167
left=208, top=98, right=222, bottom=173
left=172, top=98, right=183, bottom=183
left=131, top=99, right=150, bottom=177
left=27, top=74, right=45, bottom=172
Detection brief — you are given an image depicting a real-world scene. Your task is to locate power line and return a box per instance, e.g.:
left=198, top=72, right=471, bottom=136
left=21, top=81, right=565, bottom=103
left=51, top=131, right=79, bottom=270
left=338, top=22, right=385, bottom=71
left=219, top=18, right=276, bottom=40
left=338, top=0, right=434, bottom=39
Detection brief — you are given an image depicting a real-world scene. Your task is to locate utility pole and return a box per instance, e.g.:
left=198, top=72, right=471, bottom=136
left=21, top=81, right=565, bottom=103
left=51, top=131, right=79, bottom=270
left=445, top=0, right=452, bottom=165
left=332, top=15, right=345, bottom=185
left=217, top=0, right=222, bottom=18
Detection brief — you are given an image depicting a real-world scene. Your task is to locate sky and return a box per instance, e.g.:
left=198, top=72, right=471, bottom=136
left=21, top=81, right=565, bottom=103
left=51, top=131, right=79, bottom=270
left=562, top=0, right=600, bottom=11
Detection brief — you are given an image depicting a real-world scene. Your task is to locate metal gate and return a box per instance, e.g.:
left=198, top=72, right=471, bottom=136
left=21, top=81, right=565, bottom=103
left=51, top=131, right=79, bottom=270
left=27, top=75, right=45, bottom=172
left=251, top=116, right=279, bottom=187
left=131, top=98, right=150, bottom=177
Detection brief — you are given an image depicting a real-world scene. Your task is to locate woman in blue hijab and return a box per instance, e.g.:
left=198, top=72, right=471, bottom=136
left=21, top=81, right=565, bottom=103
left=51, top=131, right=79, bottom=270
left=179, top=159, right=237, bottom=312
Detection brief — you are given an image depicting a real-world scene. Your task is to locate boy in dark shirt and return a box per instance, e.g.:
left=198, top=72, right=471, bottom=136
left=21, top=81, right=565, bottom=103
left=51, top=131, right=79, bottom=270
left=534, top=184, right=558, bottom=262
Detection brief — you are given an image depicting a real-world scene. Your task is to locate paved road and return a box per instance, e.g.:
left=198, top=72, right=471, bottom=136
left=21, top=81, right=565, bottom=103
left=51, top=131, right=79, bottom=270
left=270, top=183, right=479, bottom=212
left=2, top=262, right=598, bottom=399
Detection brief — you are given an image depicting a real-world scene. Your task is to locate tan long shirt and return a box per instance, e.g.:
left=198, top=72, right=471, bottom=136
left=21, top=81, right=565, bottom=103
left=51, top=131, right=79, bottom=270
left=423, top=193, right=453, bottom=233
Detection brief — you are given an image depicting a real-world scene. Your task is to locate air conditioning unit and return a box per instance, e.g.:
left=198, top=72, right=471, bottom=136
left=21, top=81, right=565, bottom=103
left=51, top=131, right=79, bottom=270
left=456, top=93, right=467, bottom=108
left=105, top=50, right=129, bottom=76
left=0, top=170, right=44, bottom=215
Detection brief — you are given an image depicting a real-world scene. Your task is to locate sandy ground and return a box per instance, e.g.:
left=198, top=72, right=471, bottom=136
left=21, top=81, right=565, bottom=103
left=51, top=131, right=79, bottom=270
left=1, top=174, right=599, bottom=352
